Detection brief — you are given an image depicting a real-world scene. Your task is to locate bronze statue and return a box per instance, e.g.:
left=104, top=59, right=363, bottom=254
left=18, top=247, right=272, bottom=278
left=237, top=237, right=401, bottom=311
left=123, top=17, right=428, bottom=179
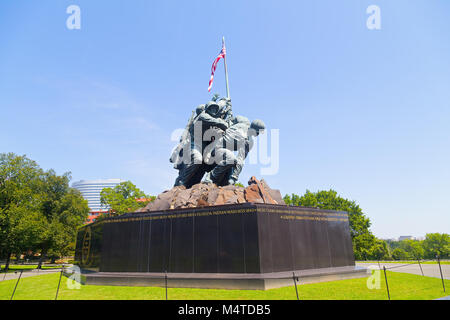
left=170, top=96, right=265, bottom=188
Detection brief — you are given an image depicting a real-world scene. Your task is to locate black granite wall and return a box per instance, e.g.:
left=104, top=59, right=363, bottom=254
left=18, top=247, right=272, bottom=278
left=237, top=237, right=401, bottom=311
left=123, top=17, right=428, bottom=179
left=255, top=204, right=354, bottom=273
left=75, top=203, right=355, bottom=274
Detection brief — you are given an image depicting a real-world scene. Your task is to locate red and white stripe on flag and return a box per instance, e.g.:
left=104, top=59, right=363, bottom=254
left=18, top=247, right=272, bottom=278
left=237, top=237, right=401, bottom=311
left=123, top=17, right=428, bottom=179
left=208, top=42, right=226, bottom=92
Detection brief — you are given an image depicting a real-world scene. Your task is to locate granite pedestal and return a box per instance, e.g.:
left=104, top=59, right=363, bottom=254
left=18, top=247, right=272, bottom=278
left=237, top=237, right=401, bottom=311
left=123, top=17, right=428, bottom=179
left=74, top=203, right=369, bottom=289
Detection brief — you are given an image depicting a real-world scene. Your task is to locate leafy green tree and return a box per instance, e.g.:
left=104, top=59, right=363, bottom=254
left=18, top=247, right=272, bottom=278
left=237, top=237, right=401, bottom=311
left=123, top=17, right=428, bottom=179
left=283, top=194, right=301, bottom=206
left=399, top=240, right=424, bottom=260
left=423, top=233, right=449, bottom=259
left=284, top=190, right=377, bottom=260
left=1, top=153, right=90, bottom=269
left=36, top=170, right=89, bottom=267
left=100, top=181, right=153, bottom=217
left=0, top=153, right=43, bottom=271
left=369, top=239, right=391, bottom=260
left=392, top=248, right=411, bottom=260
left=385, top=239, right=401, bottom=251
left=45, top=189, right=90, bottom=263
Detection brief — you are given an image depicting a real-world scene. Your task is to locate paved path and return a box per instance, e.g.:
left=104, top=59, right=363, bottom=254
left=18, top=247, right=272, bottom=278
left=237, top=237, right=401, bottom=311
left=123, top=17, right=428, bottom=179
left=0, top=269, right=62, bottom=282
left=356, top=262, right=449, bottom=279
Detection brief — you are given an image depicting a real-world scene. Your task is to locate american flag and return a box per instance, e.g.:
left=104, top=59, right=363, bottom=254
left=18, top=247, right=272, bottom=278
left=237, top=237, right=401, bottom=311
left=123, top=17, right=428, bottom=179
left=208, top=41, right=226, bottom=92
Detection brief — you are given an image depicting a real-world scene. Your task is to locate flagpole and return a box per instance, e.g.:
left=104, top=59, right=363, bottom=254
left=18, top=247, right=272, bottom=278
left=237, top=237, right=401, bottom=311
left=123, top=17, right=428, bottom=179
left=222, top=36, right=230, bottom=99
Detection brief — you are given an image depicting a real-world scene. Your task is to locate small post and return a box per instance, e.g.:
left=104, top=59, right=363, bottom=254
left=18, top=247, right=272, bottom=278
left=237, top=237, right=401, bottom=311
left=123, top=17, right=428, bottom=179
left=383, top=266, right=390, bottom=300
left=292, top=272, right=299, bottom=300
left=165, top=270, right=168, bottom=300
left=55, top=266, right=64, bottom=300
left=10, top=270, right=23, bottom=300
left=417, top=259, right=424, bottom=276
left=436, top=255, right=446, bottom=292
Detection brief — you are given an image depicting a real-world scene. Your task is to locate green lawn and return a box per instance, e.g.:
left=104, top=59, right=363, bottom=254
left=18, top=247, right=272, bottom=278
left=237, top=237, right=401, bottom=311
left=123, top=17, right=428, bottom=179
left=357, top=260, right=450, bottom=265
left=0, top=271, right=448, bottom=300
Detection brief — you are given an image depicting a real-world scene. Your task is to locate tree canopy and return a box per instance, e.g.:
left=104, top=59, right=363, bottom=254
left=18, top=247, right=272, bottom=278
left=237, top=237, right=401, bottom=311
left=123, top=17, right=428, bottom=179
left=36, top=170, right=89, bottom=265
left=423, top=233, right=449, bottom=259
left=0, top=153, right=89, bottom=270
left=100, top=181, right=154, bottom=217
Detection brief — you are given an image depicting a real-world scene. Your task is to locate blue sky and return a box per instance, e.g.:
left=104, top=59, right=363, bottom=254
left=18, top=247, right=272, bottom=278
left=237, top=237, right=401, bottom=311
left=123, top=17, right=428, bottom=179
left=1, top=0, right=449, bottom=238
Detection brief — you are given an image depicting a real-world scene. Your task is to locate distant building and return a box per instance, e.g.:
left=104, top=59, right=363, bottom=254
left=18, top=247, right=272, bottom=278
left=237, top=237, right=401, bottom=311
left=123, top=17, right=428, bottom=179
left=72, top=179, right=124, bottom=223
left=398, top=236, right=414, bottom=241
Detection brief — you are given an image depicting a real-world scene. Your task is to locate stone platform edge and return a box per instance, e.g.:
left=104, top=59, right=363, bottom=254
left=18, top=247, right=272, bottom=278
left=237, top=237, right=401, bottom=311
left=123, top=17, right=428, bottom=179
left=67, top=266, right=370, bottom=290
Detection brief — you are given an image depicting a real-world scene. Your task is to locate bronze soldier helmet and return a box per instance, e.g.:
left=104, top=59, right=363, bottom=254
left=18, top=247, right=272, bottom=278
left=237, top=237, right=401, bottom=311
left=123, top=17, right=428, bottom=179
left=195, top=104, right=205, bottom=116
left=250, top=119, right=266, bottom=136
left=234, top=115, right=250, bottom=126
left=205, top=101, right=220, bottom=117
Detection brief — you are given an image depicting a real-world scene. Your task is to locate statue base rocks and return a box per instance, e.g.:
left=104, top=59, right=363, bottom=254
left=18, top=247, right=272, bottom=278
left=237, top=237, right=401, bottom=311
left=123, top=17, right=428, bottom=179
left=141, top=177, right=285, bottom=212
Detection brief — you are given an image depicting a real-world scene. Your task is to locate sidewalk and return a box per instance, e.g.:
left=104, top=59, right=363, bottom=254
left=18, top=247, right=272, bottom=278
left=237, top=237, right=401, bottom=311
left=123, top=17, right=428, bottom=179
left=356, top=262, right=449, bottom=279
left=0, top=268, right=62, bottom=282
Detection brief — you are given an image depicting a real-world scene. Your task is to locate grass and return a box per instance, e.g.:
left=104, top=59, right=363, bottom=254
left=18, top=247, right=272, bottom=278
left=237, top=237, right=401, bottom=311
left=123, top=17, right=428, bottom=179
left=0, top=271, right=448, bottom=300
left=357, top=260, right=450, bottom=265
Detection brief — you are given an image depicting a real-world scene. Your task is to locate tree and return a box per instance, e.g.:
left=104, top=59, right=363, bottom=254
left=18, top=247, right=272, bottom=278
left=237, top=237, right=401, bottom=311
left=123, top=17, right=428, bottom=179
left=283, top=194, right=301, bottom=206
left=44, top=188, right=90, bottom=263
left=392, top=248, right=411, bottom=260
left=423, top=233, right=449, bottom=259
left=385, top=239, right=401, bottom=251
left=399, top=239, right=424, bottom=260
left=0, top=153, right=43, bottom=271
left=36, top=170, right=89, bottom=267
left=369, top=239, right=391, bottom=260
left=284, top=190, right=377, bottom=260
left=100, top=181, right=153, bottom=217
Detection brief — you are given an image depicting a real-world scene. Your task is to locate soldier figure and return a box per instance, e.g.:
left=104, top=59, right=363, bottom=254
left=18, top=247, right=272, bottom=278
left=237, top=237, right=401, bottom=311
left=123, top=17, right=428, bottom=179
left=204, top=117, right=265, bottom=186
left=171, top=94, right=264, bottom=188
left=173, top=97, right=231, bottom=188
left=170, top=103, right=205, bottom=170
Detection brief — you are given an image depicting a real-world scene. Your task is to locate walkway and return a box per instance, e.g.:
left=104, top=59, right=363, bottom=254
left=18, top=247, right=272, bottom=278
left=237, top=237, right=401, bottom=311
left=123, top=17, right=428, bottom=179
left=0, top=268, right=63, bottom=282
left=356, top=262, right=449, bottom=279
